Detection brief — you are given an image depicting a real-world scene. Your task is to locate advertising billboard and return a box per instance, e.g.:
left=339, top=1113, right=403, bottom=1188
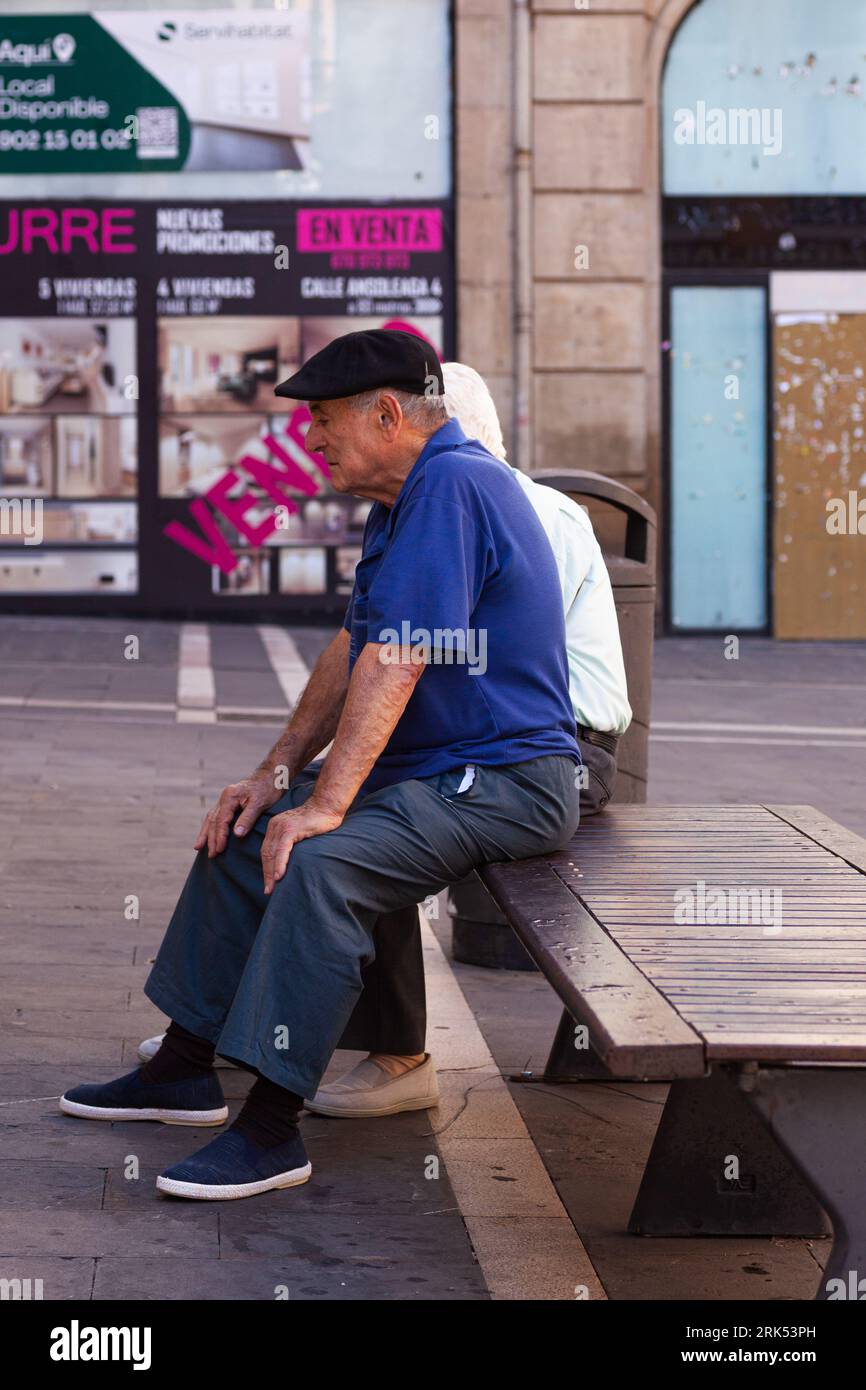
left=0, top=2, right=454, bottom=615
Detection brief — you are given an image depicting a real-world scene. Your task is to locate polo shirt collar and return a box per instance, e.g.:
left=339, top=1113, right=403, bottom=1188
left=387, top=417, right=467, bottom=518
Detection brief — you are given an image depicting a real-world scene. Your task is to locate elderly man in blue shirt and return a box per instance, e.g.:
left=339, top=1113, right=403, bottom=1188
left=60, top=329, right=582, bottom=1201
left=301, top=359, right=633, bottom=1119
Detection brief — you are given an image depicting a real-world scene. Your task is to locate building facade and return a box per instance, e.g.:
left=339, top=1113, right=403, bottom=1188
left=2, top=0, right=864, bottom=636
left=458, top=0, right=866, bottom=639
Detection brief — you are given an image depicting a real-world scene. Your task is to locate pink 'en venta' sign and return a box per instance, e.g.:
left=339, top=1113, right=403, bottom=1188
left=296, top=207, right=442, bottom=254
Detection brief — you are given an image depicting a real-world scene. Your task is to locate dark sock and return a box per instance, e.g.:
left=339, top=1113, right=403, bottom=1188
left=230, top=1073, right=304, bottom=1149
left=139, top=1021, right=216, bottom=1084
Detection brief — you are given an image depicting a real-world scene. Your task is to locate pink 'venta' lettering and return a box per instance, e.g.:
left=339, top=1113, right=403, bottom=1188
left=164, top=500, right=238, bottom=573
left=207, top=470, right=279, bottom=546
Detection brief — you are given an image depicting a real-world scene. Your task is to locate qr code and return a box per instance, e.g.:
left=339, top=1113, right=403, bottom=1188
left=135, top=106, right=179, bottom=159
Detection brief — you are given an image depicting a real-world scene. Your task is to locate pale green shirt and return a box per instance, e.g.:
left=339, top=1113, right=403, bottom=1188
left=509, top=467, right=632, bottom=735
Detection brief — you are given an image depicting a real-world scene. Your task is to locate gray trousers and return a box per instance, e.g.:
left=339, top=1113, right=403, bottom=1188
left=341, top=735, right=617, bottom=1056
left=144, top=755, right=580, bottom=1098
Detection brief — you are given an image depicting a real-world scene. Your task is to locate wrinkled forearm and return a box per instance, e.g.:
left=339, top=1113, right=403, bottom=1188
left=255, top=628, right=351, bottom=783
left=309, top=642, right=424, bottom=816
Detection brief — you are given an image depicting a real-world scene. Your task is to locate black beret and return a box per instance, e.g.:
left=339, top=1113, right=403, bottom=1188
left=274, top=328, right=443, bottom=402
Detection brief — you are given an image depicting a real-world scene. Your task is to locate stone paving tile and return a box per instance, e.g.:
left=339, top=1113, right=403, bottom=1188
left=0, top=1257, right=96, bottom=1300
left=0, top=1038, right=125, bottom=1066
left=290, top=627, right=335, bottom=671
left=103, top=1127, right=450, bottom=1218
left=216, top=1207, right=483, bottom=1275
left=0, top=671, right=41, bottom=696
left=210, top=626, right=286, bottom=710
left=584, top=1231, right=825, bottom=1302
left=215, top=669, right=287, bottom=709
left=3, top=966, right=151, bottom=989
left=0, top=1066, right=106, bottom=1101
left=3, top=1010, right=170, bottom=1040
left=2, top=1115, right=221, bottom=1164
left=0, top=1161, right=106, bottom=1209
left=0, top=1207, right=219, bottom=1258
left=650, top=637, right=866, bottom=837
left=92, top=1253, right=485, bottom=1301
left=460, top=1215, right=603, bottom=1302
left=1, top=942, right=135, bottom=967
left=0, top=986, right=132, bottom=1009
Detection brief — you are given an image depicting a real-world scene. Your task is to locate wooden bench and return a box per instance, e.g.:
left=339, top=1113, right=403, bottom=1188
left=481, top=803, right=866, bottom=1302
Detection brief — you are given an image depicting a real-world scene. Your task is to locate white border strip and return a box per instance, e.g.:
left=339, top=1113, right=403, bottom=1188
left=257, top=625, right=308, bottom=710
left=651, top=734, right=866, bottom=749
left=654, top=720, right=866, bottom=738
left=421, top=914, right=605, bottom=1301
left=177, top=623, right=216, bottom=723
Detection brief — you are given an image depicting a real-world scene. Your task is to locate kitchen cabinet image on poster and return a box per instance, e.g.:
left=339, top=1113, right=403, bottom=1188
left=211, top=548, right=270, bottom=597
left=159, top=415, right=272, bottom=498
left=161, top=313, right=443, bottom=601
left=0, top=502, right=137, bottom=546
left=208, top=494, right=371, bottom=551
left=0, top=320, right=136, bottom=416
left=0, top=416, right=137, bottom=500
left=158, top=318, right=298, bottom=413
left=0, top=549, right=137, bottom=594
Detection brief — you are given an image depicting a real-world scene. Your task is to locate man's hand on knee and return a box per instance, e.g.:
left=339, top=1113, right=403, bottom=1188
left=195, top=773, right=284, bottom=859
left=260, top=801, right=344, bottom=895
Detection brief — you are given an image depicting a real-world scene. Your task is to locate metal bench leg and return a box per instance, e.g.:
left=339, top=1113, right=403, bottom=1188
left=744, top=1066, right=866, bottom=1301
left=541, top=1007, right=680, bottom=1083
left=542, top=1008, right=616, bottom=1081
left=628, top=1065, right=831, bottom=1240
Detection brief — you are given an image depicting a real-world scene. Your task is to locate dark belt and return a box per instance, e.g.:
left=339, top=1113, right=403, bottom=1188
left=576, top=724, right=619, bottom=757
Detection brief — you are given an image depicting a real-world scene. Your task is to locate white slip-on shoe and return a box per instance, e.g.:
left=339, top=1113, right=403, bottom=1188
left=305, top=1054, right=439, bottom=1118
left=137, top=1033, right=236, bottom=1068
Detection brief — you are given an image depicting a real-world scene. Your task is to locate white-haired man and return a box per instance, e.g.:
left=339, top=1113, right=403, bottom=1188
left=298, top=361, right=632, bottom=1118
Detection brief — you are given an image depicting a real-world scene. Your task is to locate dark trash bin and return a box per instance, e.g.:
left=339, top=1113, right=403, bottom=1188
left=449, top=470, right=657, bottom=970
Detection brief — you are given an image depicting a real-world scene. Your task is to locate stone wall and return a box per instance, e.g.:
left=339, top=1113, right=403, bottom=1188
left=454, top=0, right=698, bottom=524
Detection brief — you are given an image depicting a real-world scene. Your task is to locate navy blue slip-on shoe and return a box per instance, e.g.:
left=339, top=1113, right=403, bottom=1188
left=156, top=1128, right=311, bottom=1200
left=60, top=1068, right=228, bottom=1127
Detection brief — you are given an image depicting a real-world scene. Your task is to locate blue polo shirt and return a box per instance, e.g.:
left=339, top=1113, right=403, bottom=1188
left=343, top=418, right=580, bottom=793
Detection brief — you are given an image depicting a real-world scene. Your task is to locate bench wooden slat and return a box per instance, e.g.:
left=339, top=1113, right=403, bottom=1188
left=479, top=857, right=706, bottom=1078
left=766, top=806, right=866, bottom=873
left=483, top=803, right=866, bottom=1066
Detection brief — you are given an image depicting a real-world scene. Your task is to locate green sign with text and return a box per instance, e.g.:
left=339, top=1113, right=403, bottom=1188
left=0, top=10, right=310, bottom=174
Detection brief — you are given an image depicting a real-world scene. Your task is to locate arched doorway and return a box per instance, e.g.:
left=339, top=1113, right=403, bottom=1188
left=661, top=0, right=866, bottom=637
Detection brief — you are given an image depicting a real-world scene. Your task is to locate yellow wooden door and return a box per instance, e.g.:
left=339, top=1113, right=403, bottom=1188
left=773, top=312, right=866, bottom=638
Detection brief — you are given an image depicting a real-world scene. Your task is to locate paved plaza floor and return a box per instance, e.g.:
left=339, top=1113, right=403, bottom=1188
left=1, top=618, right=862, bottom=1300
